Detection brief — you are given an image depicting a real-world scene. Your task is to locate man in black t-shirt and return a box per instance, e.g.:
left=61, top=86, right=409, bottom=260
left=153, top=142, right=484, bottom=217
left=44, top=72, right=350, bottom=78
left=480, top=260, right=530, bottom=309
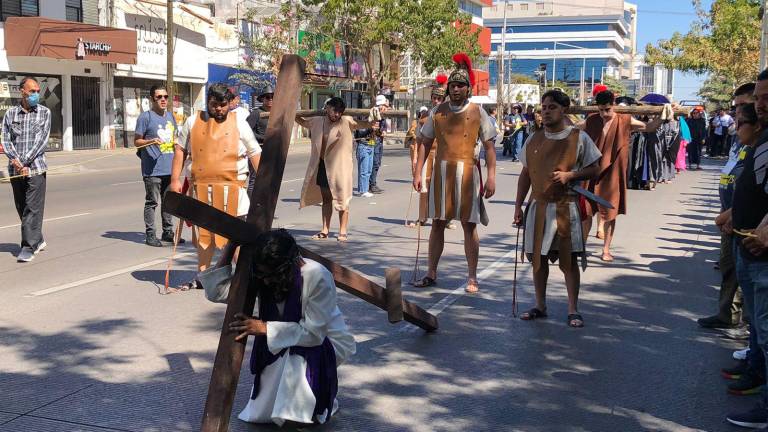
left=727, top=70, right=768, bottom=430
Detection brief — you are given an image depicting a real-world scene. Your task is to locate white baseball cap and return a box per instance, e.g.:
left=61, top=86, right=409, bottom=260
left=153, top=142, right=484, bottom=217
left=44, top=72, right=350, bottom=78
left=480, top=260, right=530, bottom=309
left=375, top=95, right=389, bottom=106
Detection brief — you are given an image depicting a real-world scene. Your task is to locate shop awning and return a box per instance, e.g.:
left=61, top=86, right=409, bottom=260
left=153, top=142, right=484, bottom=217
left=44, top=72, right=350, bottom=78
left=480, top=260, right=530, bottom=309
left=5, top=17, right=137, bottom=64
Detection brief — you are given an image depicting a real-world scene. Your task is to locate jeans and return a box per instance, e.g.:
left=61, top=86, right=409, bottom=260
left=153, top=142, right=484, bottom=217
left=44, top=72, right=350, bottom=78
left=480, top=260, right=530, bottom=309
left=356, top=143, right=374, bottom=194
left=510, top=130, right=525, bottom=160
left=710, top=134, right=725, bottom=157
left=370, top=139, right=384, bottom=188
left=717, top=233, right=742, bottom=323
left=11, top=172, right=46, bottom=249
left=143, top=175, right=173, bottom=236
left=735, top=248, right=768, bottom=399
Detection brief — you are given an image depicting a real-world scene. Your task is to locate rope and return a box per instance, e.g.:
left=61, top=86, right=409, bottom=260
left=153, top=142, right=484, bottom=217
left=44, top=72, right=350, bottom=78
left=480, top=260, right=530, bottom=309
left=404, top=190, right=415, bottom=226
left=1, top=142, right=157, bottom=182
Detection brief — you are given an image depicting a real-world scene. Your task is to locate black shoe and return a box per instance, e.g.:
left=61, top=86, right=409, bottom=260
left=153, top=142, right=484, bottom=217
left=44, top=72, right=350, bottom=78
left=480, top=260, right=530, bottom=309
left=722, top=360, right=748, bottom=380
left=728, top=370, right=765, bottom=395
left=145, top=234, right=163, bottom=247
left=370, top=185, right=384, bottom=194
left=161, top=232, right=185, bottom=244
left=697, top=315, right=736, bottom=329
left=727, top=403, right=768, bottom=428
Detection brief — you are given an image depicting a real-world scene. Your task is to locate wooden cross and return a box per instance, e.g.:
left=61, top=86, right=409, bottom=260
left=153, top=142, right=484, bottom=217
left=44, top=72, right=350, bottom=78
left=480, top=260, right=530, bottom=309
left=162, top=55, right=438, bottom=432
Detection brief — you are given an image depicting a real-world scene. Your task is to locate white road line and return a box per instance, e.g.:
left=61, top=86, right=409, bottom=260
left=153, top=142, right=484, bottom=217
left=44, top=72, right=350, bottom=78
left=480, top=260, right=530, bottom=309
left=400, top=248, right=523, bottom=333
left=0, top=212, right=92, bottom=230
left=26, top=252, right=195, bottom=297
left=110, top=180, right=143, bottom=186
left=282, top=178, right=304, bottom=183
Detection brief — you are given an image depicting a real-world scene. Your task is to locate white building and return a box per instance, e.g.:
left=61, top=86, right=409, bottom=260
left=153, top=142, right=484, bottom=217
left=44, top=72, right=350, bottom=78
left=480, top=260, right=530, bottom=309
left=483, top=0, right=637, bottom=92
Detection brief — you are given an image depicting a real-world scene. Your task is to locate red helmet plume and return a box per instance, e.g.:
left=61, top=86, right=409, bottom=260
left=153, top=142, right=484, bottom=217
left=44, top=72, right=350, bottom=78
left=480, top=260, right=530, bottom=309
left=435, top=74, right=448, bottom=85
left=451, top=52, right=475, bottom=87
left=592, top=84, right=608, bottom=97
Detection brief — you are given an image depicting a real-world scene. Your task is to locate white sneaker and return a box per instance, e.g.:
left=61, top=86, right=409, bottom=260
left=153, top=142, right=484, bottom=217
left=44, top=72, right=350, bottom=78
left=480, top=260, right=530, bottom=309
left=361, top=192, right=374, bottom=198
left=17, top=247, right=34, bottom=262
left=34, top=241, right=47, bottom=254
left=734, top=348, right=749, bottom=360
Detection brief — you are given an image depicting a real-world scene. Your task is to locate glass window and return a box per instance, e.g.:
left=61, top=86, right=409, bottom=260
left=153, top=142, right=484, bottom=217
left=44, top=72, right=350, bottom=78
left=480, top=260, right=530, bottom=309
left=65, top=0, right=82, bottom=22
left=505, top=24, right=612, bottom=33
left=497, top=41, right=619, bottom=51
left=537, top=2, right=545, bottom=9
left=520, top=3, right=528, bottom=11
left=458, top=0, right=482, bottom=17
left=489, top=58, right=612, bottom=86
left=1, top=0, right=39, bottom=21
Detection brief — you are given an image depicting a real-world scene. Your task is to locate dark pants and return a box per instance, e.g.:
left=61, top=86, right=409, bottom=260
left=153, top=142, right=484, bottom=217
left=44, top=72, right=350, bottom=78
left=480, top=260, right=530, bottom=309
left=143, top=175, right=173, bottom=236
left=687, top=139, right=702, bottom=166
left=247, top=159, right=256, bottom=197
left=717, top=233, right=742, bottom=324
left=11, top=173, right=46, bottom=249
left=735, top=249, right=768, bottom=388
left=709, top=134, right=725, bottom=157
left=369, top=139, right=384, bottom=189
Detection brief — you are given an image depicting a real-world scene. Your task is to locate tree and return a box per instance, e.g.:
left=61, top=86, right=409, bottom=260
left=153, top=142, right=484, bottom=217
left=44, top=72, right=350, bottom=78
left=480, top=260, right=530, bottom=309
left=602, top=75, right=628, bottom=96
left=508, top=73, right=539, bottom=85
left=698, top=73, right=736, bottom=107
left=305, top=0, right=482, bottom=98
left=645, top=0, right=760, bottom=96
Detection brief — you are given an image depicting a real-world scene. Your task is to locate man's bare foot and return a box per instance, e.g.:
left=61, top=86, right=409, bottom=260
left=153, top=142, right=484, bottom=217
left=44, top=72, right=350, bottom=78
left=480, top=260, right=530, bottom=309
left=465, top=279, right=479, bottom=293
left=596, top=231, right=604, bottom=240
left=601, top=252, right=614, bottom=262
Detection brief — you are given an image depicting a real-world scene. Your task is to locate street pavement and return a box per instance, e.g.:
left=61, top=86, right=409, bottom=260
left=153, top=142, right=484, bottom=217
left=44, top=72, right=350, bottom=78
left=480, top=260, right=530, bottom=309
left=0, top=144, right=752, bottom=432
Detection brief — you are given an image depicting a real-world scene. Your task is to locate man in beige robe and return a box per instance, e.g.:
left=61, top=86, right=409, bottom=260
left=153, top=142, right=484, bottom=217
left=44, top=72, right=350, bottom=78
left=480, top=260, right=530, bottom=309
left=297, top=97, right=372, bottom=242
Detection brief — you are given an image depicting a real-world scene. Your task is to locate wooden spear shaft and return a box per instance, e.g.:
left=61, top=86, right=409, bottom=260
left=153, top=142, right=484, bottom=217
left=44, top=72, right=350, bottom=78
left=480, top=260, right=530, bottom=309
left=260, top=109, right=409, bottom=118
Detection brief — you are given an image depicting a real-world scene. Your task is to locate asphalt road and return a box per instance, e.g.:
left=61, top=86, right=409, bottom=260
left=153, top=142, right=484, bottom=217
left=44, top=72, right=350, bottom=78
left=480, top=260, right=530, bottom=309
left=0, top=147, right=751, bottom=432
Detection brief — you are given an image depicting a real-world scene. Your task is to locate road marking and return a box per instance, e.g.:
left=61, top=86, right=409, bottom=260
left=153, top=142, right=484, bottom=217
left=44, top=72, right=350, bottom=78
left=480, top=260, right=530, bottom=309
left=399, top=248, right=523, bottom=333
left=0, top=212, right=91, bottom=230
left=26, top=252, right=195, bottom=297
left=110, top=180, right=143, bottom=186
left=282, top=178, right=304, bottom=183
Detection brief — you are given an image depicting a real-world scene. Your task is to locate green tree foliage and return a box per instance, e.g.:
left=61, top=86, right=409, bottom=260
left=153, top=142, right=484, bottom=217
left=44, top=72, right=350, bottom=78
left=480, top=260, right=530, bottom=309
left=305, top=0, right=481, bottom=97
left=507, top=73, right=539, bottom=85
left=602, top=75, right=628, bottom=96
left=698, top=73, right=736, bottom=107
left=645, top=0, right=760, bottom=100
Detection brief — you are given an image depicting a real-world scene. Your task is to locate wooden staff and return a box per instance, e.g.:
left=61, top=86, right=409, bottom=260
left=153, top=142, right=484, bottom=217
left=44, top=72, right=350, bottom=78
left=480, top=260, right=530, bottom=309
left=566, top=105, right=692, bottom=116
left=260, top=108, right=409, bottom=118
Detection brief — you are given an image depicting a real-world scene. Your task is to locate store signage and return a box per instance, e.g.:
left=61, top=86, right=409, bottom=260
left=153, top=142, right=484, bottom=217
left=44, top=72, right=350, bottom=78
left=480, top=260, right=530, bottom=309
left=76, top=38, right=112, bottom=59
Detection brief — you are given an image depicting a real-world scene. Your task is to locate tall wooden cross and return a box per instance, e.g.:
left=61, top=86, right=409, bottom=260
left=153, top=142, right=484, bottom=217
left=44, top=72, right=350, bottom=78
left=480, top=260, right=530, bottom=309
left=163, top=55, right=438, bottom=432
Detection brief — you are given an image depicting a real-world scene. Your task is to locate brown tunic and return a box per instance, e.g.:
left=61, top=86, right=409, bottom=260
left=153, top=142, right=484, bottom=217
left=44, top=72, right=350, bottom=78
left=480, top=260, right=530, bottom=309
left=583, top=113, right=630, bottom=221
left=189, top=112, right=242, bottom=251
left=525, top=128, right=580, bottom=272
left=429, top=102, right=487, bottom=225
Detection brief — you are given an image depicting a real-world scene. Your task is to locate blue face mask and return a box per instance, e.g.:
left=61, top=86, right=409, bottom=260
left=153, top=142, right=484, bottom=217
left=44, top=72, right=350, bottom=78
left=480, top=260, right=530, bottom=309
left=27, top=92, right=39, bottom=107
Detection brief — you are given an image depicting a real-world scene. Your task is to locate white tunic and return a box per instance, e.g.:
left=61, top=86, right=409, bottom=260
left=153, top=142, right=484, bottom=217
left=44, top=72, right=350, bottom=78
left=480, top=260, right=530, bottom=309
left=520, top=126, right=601, bottom=256
left=237, top=259, right=356, bottom=426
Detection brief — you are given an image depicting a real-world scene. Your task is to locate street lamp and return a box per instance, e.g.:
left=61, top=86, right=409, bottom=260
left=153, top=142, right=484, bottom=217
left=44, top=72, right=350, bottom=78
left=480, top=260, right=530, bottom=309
left=551, top=41, right=588, bottom=104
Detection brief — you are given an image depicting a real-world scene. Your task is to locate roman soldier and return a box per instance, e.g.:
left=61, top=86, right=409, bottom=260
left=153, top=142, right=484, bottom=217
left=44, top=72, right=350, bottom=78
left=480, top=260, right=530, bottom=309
left=170, top=84, right=262, bottom=288
left=412, top=53, right=497, bottom=293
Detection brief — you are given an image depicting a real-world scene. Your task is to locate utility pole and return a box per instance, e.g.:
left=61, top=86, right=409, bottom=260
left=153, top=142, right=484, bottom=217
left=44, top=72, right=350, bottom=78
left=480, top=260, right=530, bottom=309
left=552, top=42, right=556, bottom=87
left=167, top=0, right=174, bottom=111
left=497, top=0, right=508, bottom=123
left=761, top=0, right=768, bottom=70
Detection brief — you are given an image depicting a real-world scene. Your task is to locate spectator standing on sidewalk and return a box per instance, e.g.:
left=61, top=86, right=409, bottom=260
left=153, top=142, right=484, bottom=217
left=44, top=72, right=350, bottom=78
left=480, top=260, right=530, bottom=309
left=710, top=107, right=734, bottom=158
left=3, top=76, right=51, bottom=262
left=506, top=105, right=527, bottom=161
left=134, top=85, right=183, bottom=247
left=368, top=95, right=390, bottom=194
left=353, top=120, right=380, bottom=198
left=246, top=86, right=273, bottom=196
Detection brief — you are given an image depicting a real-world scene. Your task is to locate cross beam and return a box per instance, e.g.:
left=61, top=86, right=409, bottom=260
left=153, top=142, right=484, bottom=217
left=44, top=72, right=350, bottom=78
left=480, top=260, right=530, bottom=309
left=259, top=108, right=409, bottom=118
left=567, top=105, right=690, bottom=116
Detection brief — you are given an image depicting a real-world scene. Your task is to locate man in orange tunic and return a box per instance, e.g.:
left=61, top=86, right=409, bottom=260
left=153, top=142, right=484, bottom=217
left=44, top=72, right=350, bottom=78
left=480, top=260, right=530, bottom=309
left=578, top=89, right=668, bottom=262
left=170, top=84, right=262, bottom=283
left=413, top=53, right=497, bottom=293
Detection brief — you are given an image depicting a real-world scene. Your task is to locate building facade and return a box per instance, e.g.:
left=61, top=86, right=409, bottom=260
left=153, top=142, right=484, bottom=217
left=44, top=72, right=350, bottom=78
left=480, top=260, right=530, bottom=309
left=0, top=0, right=137, bottom=153
left=483, top=0, right=636, bottom=91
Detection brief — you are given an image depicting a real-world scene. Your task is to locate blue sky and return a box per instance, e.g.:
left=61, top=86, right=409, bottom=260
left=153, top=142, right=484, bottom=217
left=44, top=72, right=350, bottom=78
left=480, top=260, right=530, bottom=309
left=633, top=0, right=713, bottom=101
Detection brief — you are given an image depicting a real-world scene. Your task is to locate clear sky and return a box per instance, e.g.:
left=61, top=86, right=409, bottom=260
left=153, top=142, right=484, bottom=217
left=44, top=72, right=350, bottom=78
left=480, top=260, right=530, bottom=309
left=633, top=0, right=713, bottom=101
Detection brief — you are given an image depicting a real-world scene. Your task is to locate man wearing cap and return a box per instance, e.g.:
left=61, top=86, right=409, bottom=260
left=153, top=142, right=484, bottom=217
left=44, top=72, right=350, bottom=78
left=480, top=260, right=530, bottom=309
left=686, top=106, right=707, bottom=170
left=229, top=90, right=250, bottom=120
left=413, top=77, right=448, bottom=226
left=246, top=86, right=273, bottom=195
left=368, top=95, right=390, bottom=194
left=413, top=53, right=497, bottom=293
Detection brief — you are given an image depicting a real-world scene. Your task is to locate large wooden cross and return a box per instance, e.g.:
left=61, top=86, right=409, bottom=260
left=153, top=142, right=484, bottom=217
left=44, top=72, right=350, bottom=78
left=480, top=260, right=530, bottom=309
left=163, top=55, right=438, bottom=432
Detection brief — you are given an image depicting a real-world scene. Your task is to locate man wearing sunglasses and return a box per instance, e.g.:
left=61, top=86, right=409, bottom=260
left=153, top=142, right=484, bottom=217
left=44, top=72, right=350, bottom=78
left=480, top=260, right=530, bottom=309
left=134, top=85, right=182, bottom=247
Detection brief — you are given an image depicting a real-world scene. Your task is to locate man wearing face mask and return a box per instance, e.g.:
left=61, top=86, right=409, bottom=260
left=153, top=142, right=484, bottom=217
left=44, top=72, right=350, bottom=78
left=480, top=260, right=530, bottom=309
left=3, top=76, right=51, bottom=263
left=170, top=84, right=262, bottom=288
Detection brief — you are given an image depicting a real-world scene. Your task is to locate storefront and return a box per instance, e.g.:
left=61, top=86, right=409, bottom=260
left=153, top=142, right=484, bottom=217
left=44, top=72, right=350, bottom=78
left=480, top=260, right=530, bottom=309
left=1, top=17, right=136, bottom=151
left=111, top=0, right=209, bottom=148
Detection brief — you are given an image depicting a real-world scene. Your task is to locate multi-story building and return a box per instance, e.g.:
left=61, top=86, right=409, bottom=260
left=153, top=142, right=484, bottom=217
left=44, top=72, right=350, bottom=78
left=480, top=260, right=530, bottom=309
left=483, top=0, right=637, bottom=95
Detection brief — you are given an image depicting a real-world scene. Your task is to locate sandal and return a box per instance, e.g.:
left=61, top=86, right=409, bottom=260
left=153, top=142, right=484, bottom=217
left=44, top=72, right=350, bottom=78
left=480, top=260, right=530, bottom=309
left=601, top=252, right=614, bottom=262
left=406, top=221, right=417, bottom=228
left=465, top=279, right=479, bottom=293
left=337, top=233, right=349, bottom=242
left=412, top=276, right=436, bottom=288
left=596, top=231, right=605, bottom=240
left=567, top=313, right=584, bottom=328
left=520, top=307, right=548, bottom=321
left=311, top=232, right=329, bottom=240
left=179, top=280, right=201, bottom=291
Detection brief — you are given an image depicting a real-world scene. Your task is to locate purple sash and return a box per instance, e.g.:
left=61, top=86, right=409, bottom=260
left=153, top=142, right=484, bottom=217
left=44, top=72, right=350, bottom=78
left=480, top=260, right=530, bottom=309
left=249, top=269, right=338, bottom=421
